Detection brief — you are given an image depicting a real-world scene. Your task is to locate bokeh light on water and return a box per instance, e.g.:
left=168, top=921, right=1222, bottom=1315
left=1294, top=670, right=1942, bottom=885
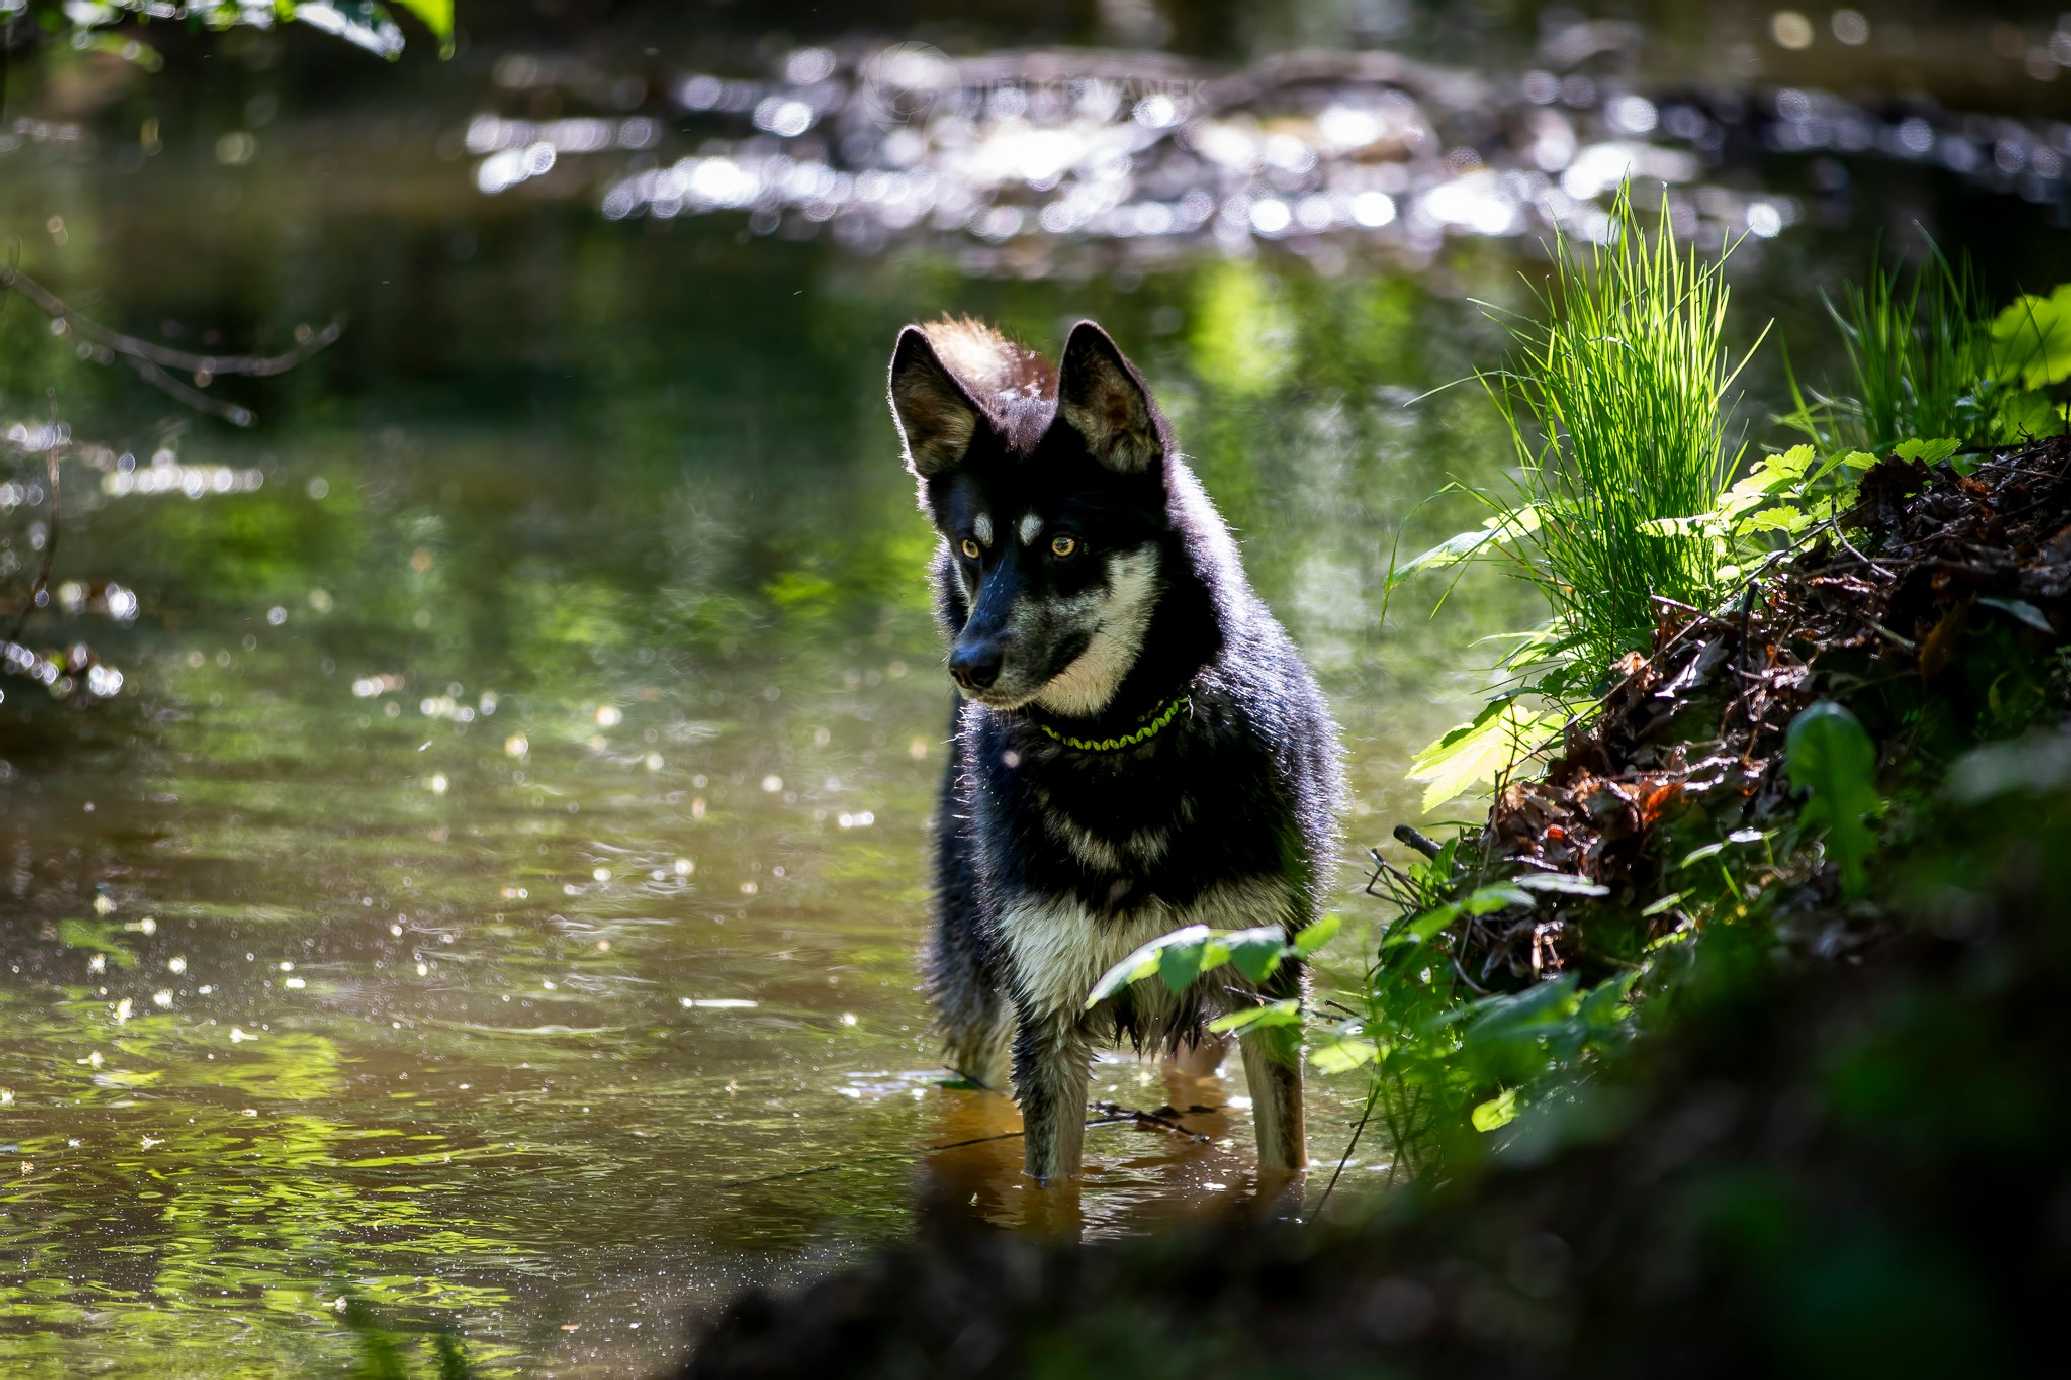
left=0, top=3, right=2067, bottom=1374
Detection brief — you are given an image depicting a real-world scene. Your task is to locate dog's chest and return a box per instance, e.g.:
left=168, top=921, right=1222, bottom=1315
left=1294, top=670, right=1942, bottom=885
left=995, top=875, right=1296, bottom=1025
left=1027, top=774, right=1192, bottom=876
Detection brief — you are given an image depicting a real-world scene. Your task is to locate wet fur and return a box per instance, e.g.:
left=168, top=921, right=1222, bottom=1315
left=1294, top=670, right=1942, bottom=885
left=891, top=317, right=1343, bottom=1180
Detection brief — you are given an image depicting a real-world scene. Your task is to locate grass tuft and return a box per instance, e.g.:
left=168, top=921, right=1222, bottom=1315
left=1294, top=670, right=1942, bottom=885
left=1478, top=182, right=1766, bottom=676
left=1782, top=243, right=2008, bottom=452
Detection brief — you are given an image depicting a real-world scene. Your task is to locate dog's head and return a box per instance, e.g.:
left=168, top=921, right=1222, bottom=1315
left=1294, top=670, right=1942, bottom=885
left=887, top=319, right=1172, bottom=716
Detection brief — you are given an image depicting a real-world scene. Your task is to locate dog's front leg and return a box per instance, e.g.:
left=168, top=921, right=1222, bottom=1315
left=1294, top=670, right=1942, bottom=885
left=1012, top=1006, right=1092, bottom=1183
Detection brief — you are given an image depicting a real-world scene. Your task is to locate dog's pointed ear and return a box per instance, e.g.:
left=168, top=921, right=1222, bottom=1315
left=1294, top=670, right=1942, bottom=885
left=888, top=326, right=981, bottom=479
left=1057, top=320, right=1168, bottom=475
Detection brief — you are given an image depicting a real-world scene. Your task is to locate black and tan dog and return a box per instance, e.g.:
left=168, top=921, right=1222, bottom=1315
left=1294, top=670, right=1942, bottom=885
left=888, top=317, right=1343, bottom=1182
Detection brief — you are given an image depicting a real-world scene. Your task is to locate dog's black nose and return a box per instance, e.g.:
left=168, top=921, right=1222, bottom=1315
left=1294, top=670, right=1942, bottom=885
left=948, top=643, right=1004, bottom=692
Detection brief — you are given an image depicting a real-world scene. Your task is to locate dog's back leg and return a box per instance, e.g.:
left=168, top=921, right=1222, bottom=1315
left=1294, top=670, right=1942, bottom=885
left=1239, top=1027, right=1307, bottom=1173
left=1014, top=1008, right=1093, bottom=1183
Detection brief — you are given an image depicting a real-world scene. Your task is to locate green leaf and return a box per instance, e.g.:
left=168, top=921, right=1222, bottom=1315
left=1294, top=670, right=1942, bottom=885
left=1470, top=1087, right=1518, bottom=1132
left=1463, top=882, right=1535, bottom=914
left=1716, top=444, right=1815, bottom=516
left=1207, top=999, right=1302, bottom=1035
left=1978, top=597, right=2055, bottom=635
left=1308, top=1036, right=1379, bottom=1073
left=1393, top=526, right=1501, bottom=579
left=1391, top=507, right=1540, bottom=585
left=1291, top=913, right=1341, bottom=958
left=1990, top=284, right=2071, bottom=390
left=1225, top=927, right=1289, bottom=982
left=1784, top=701, right=1880, bottom=897
left=1737, top=504, right=1812, bottom=536
left=1892, top=437, right=1960, bottom=465
left=1087, top=925, right=1208, bottom=1007
left=1577, top=971, right=1640, bottom=1029
left=1158, top=935, right=1209, bottom=993
left=1996, top=390, right=2069, bottom=443
left=1407, top=699, right=1569, bottom=812
left=393, top=0, right=455, bottom=43
left=1386, top=900, right=1462, bottom=948
left=1639, top=891, right=1684, bottom=917
left=1510, top=872, right=1608, bottom=897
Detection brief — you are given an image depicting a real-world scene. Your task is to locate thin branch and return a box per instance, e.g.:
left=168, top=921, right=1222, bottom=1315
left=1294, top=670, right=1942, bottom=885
left=0, top=265, right=341, bottom=427
left=1314, top=1081, right=1379, bottom=1215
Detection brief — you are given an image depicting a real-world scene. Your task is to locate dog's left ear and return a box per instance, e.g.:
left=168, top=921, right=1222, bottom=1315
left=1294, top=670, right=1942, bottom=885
left=888, top=326, right=982, bottom=480
left=1057, top=321, right=1169, bottom=475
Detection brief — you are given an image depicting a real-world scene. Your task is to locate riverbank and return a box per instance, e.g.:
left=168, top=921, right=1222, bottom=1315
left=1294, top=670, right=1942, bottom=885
left=681, top=433, right=2071, bottom=1376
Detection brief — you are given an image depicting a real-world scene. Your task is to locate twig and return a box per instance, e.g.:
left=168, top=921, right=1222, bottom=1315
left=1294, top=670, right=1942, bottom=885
left=1091, top=1100, right=1213, bottom=1143
left=0, top=265, right=341, bottom=426
left=1315, top=1081, right=1379, bottom=1214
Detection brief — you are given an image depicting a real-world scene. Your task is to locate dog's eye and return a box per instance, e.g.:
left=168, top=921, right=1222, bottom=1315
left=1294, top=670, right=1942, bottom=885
left=960, top=538, right=982, bottom=560
left=1050, top=534, right=1078, bottom=559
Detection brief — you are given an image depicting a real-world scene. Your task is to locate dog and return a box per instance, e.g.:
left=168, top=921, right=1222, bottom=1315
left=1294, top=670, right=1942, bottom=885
left=887, top=317, right=1343, bottom=1182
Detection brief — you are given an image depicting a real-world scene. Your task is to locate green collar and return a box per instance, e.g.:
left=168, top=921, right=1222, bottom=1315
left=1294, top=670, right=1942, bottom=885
left=1033, top=695, right=1192, bottom=752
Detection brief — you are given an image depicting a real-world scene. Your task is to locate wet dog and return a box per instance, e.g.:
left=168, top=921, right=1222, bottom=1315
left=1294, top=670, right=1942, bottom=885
left=887, top=317, right=1342, bottom=1181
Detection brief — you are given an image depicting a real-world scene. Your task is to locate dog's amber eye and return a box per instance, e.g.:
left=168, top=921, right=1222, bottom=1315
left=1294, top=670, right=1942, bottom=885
left=1050, top=534, right=1078, bottom=558
left=960, top=538, right=982, bottom=560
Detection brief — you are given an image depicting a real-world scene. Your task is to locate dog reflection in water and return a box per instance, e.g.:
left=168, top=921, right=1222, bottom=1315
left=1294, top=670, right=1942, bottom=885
left=913, top=1051, right=1322, bottom=1239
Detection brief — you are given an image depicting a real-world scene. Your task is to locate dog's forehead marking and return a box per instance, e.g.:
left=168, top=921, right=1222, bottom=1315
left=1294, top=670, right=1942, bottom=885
left=973, top=513, right=993, bottom=546
left=1019, top=513, right=1043, bottom=545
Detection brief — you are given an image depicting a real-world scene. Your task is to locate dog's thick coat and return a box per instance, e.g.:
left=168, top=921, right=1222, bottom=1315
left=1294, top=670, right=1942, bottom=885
left=888, top=317, right=1342, bottom=1181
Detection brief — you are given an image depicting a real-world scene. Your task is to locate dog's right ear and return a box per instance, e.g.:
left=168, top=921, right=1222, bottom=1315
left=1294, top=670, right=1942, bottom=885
left=888, top=326, right=981, bottom=480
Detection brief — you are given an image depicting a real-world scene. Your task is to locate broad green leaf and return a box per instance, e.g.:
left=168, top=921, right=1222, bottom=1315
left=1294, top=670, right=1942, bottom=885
left=1308, top=1036, right=1379, bottom=1073
left=1784, top=701, right=1880, bottom=897
left=1291, top=913, right=1341, bottom=958
left=1225, top=927, right=1289, bottom=982
left=1207, top=999, right=1302, bottom=1035
left=1839, top=450, right=1879, bottom=469
left=1158, top=935, right=1209, bottom=993
left=1996, top=390, right=2069, bottom=443
left=1087, top=925, right=1208, bottom=1006
left=1892, top=437, right=1960, bottom=465
left=1471, top=1087, right=1518, bottom=1132
left=1407, top=700, right=1569, bottom=812
left=1715, top=443, right=1815, bottom=517
left=1737, top=504, right=1812, bottom=536
left=1990, top=284, right=2071, bottom=390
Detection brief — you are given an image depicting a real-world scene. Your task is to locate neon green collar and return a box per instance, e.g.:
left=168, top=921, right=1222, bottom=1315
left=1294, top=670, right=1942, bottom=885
left=1033, top=695, right=1192, bottom=752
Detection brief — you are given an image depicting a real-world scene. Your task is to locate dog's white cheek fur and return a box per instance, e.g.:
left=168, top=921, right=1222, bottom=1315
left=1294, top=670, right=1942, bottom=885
left=1032, top=548, right=1160, bottom=718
